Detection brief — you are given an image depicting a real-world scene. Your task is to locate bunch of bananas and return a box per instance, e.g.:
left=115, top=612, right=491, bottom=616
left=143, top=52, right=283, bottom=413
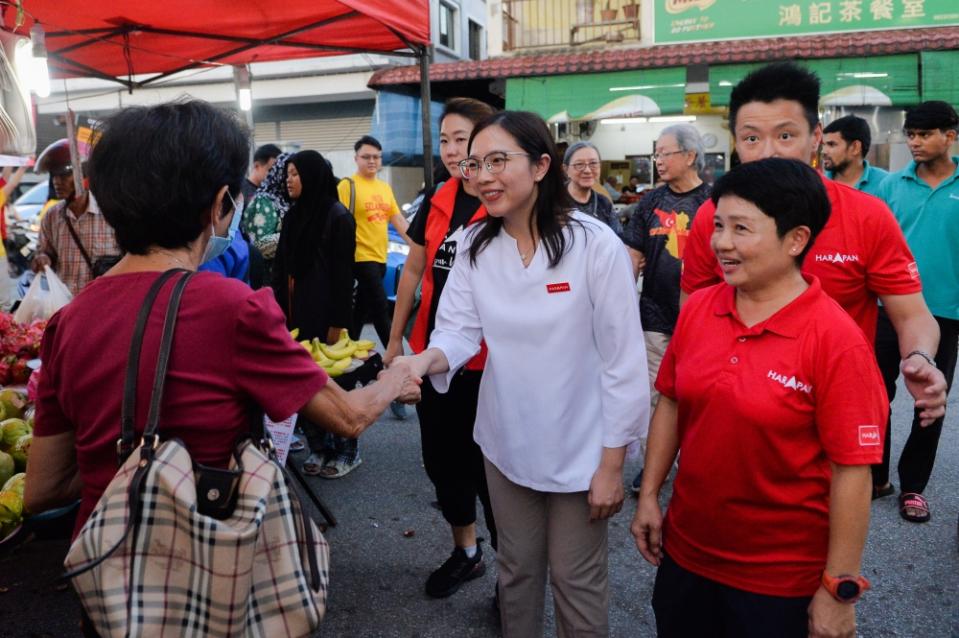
left=291, top=328, right=374, bottom=377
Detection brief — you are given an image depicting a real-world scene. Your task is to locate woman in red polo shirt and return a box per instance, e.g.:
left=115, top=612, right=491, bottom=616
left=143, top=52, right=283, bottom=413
left=632, top=158, right=887, bottom=638
left=384, top=97, right=499, bottom=600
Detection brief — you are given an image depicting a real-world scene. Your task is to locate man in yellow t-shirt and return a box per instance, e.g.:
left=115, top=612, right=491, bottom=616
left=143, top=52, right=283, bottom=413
left=337, top=135, right=411, bottom=347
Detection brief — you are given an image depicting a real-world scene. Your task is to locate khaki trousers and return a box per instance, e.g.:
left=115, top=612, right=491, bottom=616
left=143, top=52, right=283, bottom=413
left=485, top=458, right=610, bottom=638
left=639, top=330, right=671, bottom=457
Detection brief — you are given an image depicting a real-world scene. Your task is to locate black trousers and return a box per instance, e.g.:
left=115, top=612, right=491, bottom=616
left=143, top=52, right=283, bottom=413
left=349, top=261, right=391, bottom=346
left=652, top=552, right=811, bottom=638
left=417, top=371, right=497, bottom=550
left=873, top=308, right=959, bottom=493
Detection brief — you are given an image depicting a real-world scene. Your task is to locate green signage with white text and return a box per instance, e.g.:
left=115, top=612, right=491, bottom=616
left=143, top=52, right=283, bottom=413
left=654, top=0, right=959, bottom=44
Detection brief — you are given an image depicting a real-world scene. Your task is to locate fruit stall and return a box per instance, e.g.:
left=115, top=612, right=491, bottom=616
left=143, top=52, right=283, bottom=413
left=0, top=314, right=49, bottom=545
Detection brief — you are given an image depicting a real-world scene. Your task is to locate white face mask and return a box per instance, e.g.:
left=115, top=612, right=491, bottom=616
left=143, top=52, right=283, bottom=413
left=202, top=191, right=244, bottom=264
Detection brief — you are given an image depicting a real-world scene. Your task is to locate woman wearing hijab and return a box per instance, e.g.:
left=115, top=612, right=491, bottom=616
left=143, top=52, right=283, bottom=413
left=242, top=152, right=292, bottom=277
left=273, top=150, right=358, bottom=477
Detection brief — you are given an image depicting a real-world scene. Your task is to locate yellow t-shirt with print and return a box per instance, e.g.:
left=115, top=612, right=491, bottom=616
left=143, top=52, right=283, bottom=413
left=338, top=174, right=400, bottom=264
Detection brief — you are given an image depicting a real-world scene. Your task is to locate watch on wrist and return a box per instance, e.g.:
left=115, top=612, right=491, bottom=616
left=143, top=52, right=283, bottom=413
left=821, top=572, right=870, bottom=603
left=905, top=350, right=936, bottom=367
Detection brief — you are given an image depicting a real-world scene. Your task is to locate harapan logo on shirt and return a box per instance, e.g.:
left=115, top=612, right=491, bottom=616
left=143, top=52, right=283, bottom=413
left=546, top=282, right=571, bottom=294
left=858, top=425, right=881, bottom=447
left=907, top=261, right=920, bottom=280
left=814, top=252, right=860, bottom=264
left=767, top=370, right=812, bottom=394
left=649, top=209, right=691, bottom=259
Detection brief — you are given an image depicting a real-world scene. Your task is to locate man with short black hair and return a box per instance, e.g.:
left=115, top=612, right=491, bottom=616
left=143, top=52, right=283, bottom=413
left=339, top=135, right=411, bottom=347
left=822, top=115, right=888, bottom=197
left=242, top=143, right=282, bottom=200
left=874, top=101, right=959, bottom=523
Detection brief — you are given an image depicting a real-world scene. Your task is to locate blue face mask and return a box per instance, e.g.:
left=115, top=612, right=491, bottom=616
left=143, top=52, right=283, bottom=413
left=202, top=191, right=244, bottom=264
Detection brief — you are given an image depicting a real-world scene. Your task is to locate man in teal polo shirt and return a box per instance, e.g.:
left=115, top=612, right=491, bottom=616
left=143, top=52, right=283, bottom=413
left=874, top=101, right=959, bottom=524
left=823, top=114, right=888, bottom=197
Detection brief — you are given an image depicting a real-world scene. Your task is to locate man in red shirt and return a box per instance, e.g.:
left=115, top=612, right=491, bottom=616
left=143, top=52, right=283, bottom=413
left=680, top=63, right=947, bottom=456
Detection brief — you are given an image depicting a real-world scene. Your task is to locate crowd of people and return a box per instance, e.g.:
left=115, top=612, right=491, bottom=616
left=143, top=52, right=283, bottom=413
left=14, top=58, right=958, bottom=638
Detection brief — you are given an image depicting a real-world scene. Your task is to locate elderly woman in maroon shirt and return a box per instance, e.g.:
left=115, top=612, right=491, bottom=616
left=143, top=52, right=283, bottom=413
left=23, top=101, right=420, bottom=535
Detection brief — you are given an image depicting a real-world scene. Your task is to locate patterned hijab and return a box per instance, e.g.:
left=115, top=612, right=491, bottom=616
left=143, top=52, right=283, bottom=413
left=254, top=151, right=293, bottom=218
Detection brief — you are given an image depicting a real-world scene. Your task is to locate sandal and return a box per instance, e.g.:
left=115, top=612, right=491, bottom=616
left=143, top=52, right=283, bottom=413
left=289, top=435, right=306, bottom=453
left=872, top=483, right=895, bottom=500
left=899, top=492, right=931, bottom=523
left=319, top=457, right=362, bottom=479
left=302, top=453, right=326, bottom=476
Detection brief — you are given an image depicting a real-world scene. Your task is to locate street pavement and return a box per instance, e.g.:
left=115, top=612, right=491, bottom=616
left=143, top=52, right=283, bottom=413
left=1, top=370, right=957, bottom=636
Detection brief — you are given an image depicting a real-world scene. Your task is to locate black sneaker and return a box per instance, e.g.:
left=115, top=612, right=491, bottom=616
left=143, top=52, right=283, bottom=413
left=425, top=544, right=486, bottom=598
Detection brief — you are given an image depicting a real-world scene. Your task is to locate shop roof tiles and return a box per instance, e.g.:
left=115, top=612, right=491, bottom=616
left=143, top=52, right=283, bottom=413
left=369, top=26, right=959, bottom=87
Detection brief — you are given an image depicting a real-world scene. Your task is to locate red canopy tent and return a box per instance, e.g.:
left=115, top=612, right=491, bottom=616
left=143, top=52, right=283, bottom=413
left=0, top=0, right=436, bottom=182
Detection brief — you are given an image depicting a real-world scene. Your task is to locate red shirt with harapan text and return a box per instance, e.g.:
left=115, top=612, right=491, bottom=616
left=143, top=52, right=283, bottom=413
left=657, top=276, right=886, bottom=597
left=680, top=176, right=921, bottom=341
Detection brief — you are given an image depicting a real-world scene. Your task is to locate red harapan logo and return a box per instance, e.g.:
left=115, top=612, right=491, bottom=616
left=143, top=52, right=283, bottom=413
left=546, top=282, right=571, bottom=294
left=858, top=425, right=881, bottom=447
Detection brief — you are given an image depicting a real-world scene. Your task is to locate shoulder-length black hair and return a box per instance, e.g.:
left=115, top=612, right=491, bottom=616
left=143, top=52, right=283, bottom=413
left=467, top=111, right=573, bottom=268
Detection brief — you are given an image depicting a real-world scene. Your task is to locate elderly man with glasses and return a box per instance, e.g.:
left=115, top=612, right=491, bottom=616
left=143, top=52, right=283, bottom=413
left=622, top=123, right=711, bottom=493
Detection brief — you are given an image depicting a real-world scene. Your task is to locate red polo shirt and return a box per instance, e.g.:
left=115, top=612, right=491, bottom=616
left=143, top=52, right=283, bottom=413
left=680, top=176, right=921, bottom=341
left=657, top=276, right=887, bottom=597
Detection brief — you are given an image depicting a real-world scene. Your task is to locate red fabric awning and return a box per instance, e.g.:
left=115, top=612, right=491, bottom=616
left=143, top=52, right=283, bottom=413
left=3, top=1, right=430, bottom=86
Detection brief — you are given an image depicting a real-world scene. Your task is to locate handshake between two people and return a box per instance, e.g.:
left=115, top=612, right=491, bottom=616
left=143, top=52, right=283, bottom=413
left=378, top=349, right=452, bottom=406
left=376, top=357, right=424, bottom=405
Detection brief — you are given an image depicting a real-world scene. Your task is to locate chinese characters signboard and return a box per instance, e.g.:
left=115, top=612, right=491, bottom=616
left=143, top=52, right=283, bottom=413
left=655, top=0, right=959, bottom=44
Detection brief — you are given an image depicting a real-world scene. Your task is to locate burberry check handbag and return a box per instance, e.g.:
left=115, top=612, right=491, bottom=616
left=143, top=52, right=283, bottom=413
left=63, top=269, right=330, bottom=637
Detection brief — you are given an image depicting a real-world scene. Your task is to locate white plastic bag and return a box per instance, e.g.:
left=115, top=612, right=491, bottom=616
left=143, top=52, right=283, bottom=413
left=14, top=266, right=72, bottom=323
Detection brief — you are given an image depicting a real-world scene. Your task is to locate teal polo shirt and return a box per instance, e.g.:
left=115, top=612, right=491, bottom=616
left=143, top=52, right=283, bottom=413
left=877, top=157, right=959, bottom=320
left=826, top=161, right=889, bottom=198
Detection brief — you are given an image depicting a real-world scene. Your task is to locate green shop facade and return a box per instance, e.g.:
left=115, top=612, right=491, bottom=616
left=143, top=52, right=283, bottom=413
left=505, top=50, right=959, bottom=185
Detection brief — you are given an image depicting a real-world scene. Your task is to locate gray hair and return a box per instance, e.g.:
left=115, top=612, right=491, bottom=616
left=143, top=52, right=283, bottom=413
left=563, top=141, right=601, bottom=166
left=659, top=124, right=705, bottom=173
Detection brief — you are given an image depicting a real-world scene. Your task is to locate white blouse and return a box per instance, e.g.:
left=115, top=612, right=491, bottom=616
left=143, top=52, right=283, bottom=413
left=429, top=212, right=650, bottom=492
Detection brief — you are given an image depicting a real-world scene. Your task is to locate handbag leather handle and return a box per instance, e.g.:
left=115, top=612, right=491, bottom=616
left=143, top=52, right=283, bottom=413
left=141, top=271, right=195, bottom=443
left=118, top=269, right=187, bottom=465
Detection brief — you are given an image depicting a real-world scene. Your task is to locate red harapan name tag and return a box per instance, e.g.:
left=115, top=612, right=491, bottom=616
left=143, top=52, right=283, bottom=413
left=546, top=282, right=571, bottom=294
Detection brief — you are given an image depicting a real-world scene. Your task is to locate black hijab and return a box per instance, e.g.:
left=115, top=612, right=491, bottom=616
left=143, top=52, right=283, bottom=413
left=279, top=150, right=339, bottom=277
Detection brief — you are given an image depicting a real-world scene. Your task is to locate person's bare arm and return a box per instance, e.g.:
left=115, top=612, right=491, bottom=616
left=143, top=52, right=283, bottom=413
left=626, top=246, right=646, bottom=281
left=1, top=165, right=28, bottom=198
left=807, top=463, right=871, bottom=638
left=385, top=244, right=426, bottom=364
left=630, top=397, right=679, bottom=566
left=299, top=362, right=421, bottom=438
left=881, top=292, right=947, bottom=425
left=390, top=212, right=413, bottom=247
left=24, top=431, right=83, bottom=514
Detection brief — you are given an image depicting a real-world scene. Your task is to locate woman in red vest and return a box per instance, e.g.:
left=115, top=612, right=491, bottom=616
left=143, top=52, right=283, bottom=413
left=385, top=98, right=497, bottom=600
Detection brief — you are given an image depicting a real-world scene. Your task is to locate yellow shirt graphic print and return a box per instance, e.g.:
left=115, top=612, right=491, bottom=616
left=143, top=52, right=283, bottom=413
left=338, top=175, right=401, bottom=263
left=649, top=209, right=691, bottom=259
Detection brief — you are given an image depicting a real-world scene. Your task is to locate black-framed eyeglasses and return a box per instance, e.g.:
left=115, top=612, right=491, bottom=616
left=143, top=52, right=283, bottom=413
left=458, top=151, right=530, bottom=179
left=652, top=150, right=686, bottom=161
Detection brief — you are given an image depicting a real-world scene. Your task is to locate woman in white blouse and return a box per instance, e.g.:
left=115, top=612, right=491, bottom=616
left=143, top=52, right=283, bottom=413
left=396, top=111, right=650, bottom=637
